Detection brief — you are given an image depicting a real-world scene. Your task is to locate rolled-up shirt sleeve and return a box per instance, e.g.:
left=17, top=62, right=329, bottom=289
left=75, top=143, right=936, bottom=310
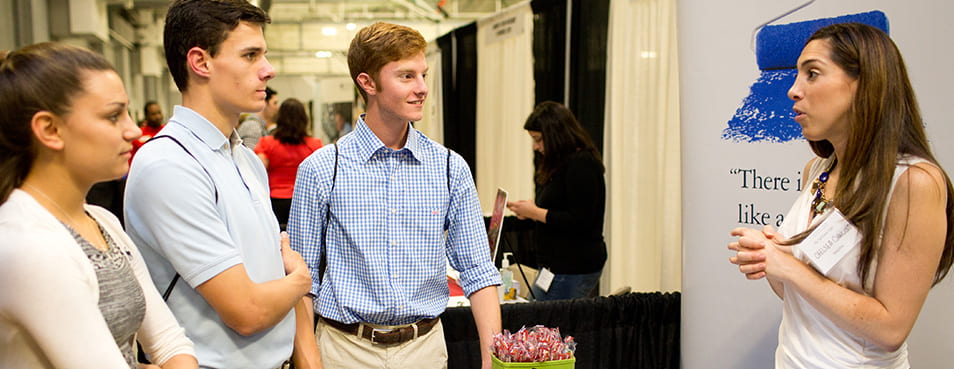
left=444, top=153, right=502, bottom=296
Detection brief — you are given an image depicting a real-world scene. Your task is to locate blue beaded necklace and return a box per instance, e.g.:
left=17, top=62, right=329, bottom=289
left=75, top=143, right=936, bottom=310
left=810, top=159, right=837, bottom=216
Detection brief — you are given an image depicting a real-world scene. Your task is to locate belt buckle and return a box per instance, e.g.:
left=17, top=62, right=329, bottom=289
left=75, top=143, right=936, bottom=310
left=366, top=321, right=423, bottom=344
left=369, top=326, right=393, bottom=344
left=370, top=328, right=379, bottom=344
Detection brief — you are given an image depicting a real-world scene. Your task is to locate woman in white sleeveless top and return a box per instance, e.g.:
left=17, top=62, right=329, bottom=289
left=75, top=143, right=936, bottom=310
left=728, top=23, right=954, bottom=368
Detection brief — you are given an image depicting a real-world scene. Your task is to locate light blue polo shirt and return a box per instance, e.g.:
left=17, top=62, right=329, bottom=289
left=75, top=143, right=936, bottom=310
left=125, top=106, right=293, bottom=369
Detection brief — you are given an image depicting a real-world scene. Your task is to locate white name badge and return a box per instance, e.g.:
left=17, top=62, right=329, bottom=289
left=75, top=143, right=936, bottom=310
left=799, top=209, right=862, bottom=275
left=534, top=268, right=555, bottom=292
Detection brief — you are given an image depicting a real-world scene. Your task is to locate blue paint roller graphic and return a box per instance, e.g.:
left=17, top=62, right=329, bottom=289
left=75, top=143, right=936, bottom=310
left=723, top=11, right=888, bottom=143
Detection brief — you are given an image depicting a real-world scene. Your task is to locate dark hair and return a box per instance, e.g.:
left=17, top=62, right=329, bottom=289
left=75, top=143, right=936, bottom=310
left=348, top=22, right=427, bottom=102
left=265, top=86, right=277, bottom=102
left=792, top=23, right=954, bottom=286
left=164, top=0, right=270, bottom=92
left=333, top=102, right=352, bottom=123
left=0, top=43, right=115, bottom=203
left=273, top=98, right=309, bottom=145
left=143, top=100, right=159, bottom=117
left=523, top=101, right=604, bottom=185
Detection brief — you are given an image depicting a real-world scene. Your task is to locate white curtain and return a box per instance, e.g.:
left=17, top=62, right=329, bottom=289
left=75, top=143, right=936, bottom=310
left=603, top=0, right=682, bottom=292
left=416, top=43, right=445, bottom=143
left=475, top=2, right=535, bottom=213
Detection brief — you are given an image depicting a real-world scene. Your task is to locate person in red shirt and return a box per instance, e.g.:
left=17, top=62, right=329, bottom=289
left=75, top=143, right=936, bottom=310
left=255, top=98, right=322, bottom=229
left=131, top=101, right=164, bottom=163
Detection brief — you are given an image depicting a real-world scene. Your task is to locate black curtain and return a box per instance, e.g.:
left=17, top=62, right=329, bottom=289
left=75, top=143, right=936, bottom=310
left=530, top=0, right=609, bottom=152
left=569, top=0, right=610, bottom=153
left=531, top=0, right=567, bottom=106
left=442, top=292, right=681, bottom=369
left=437, top=22, right=479, bottom=177
left=438, top=0, right=609, bottom=175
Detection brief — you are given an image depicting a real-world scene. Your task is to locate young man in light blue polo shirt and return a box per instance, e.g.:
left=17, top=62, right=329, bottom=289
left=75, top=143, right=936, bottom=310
left=124, top=0, right=320, bottom=368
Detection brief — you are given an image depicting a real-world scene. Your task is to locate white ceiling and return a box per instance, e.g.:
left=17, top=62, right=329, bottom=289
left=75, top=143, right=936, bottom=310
left=261, top=0, right=522, bottom=75
left=124, top=0, right=521, bottom=75
left=264, top=0, right=519, bottom=23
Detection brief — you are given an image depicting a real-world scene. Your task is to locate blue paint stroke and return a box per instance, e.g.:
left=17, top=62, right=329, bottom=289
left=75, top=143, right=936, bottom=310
left=723, top=10, right=889, bottom=143
left=723, top=69, right=800, bottom=143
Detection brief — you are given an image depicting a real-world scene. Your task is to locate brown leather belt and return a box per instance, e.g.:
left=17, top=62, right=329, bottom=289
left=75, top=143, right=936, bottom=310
left=320, top=316, right=440, bottom=345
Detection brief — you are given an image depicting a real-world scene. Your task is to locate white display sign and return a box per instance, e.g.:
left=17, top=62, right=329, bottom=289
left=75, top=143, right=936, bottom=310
left=679, top=1, right=954, bottom=368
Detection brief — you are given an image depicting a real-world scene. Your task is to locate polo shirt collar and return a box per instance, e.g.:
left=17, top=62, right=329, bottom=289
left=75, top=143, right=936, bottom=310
left=352, top=114, right=423, bottom=163
left=169, top=105, right=231, bottom=151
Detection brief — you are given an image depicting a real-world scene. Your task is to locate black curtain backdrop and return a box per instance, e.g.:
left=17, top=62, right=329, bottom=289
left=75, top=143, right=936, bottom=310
left=437, top=22, right=479, bottom=177
left=442, top=292, right=681, bottom=369
left=437, top=0, right=610, bottom=179
left=531, top=0, right=567, bottom=106
left=530, top=0, right=609, bottom=153
left=569, top=0, right=610, bottom=153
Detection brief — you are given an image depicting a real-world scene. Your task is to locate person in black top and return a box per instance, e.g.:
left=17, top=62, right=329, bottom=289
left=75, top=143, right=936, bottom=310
left=507, top=101, right=607, bottom=301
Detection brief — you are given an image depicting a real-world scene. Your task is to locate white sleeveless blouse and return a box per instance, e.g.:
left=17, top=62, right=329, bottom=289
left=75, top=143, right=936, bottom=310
left=774, top=155, right=927, bottom=368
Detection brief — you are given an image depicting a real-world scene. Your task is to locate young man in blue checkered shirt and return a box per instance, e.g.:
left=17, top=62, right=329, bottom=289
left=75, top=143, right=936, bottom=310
left=288, top=22, right=502, bottom=369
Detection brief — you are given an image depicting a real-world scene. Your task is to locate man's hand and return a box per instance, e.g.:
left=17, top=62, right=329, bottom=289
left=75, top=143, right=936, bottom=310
left=280, top=232, right=308, bottom=276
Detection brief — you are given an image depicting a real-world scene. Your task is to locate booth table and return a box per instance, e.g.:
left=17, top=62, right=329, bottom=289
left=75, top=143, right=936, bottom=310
left=441, top=292, right=681, bottom=369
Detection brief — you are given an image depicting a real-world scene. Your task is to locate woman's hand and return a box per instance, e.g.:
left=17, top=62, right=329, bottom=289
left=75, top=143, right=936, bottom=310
left=506, top=200, right=547, bottom=223
left=728, top=227, right=769, bottom=279
left=759, top=225, right=777, bottom=239
left=729, top=226, right=797, bottom=282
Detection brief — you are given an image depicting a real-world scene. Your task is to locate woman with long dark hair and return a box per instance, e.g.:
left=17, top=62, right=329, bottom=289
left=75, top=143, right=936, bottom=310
left=255, top=98, right=322, bottom=229
left=729, top=23, right=954, bottom=367
left=0, top=43, right=197, bottom=369
left=507, top=101, right=607, bottom=301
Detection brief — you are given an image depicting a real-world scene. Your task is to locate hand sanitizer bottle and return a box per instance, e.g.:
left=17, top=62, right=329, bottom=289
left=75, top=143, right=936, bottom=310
left=500, top=253, right=514, bottom=301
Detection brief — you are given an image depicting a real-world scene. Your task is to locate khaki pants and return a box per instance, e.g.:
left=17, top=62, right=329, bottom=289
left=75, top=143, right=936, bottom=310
left=316, top=318, right=448, bottom=369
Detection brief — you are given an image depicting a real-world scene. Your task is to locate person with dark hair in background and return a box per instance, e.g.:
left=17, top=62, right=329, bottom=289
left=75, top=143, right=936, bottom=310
left=507, top=101, right=607, bottom=301
left=729, top=23, right=954, bottom=368
left=86, top=176, right=127, bottom=225
left=123, top=0, right=319, bottom=368
left=289, top=22, right=501, bottom=369
left=238, top=86, right=278, bottom=148
left=333, top=104, right=352, bottom=140
left=255, top=98, right=322, bottom=230
left=131, top=101, right=165, bottom=162
left=140, top=101, right=164, bottom=128
left=0, top=42, right=198, bottom=369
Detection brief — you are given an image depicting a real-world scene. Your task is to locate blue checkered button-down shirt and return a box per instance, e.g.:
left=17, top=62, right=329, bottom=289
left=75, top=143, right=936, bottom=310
left=288, top=117, right=500, bottom=325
